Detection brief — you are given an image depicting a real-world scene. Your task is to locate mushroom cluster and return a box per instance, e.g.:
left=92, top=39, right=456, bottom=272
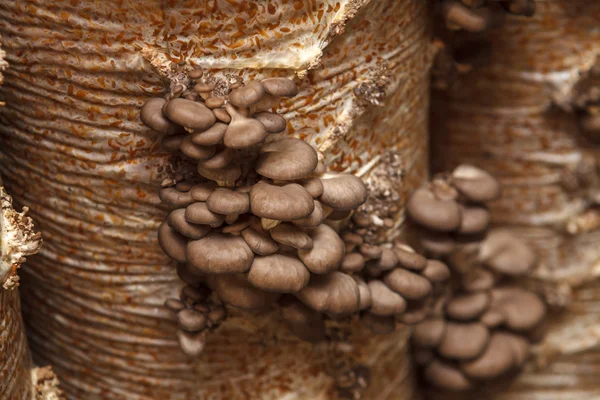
left=439, top=0, right=535, bottom=33
left=406, top=164, right=501, bottom=258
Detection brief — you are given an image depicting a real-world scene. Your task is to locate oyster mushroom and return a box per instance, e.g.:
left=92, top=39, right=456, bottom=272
left=140, top=98, right=181, bottom=134
left=210, top=273, right=278, bottom=309
left=223, top=104, right=268, bottom=148
left=460, top=333, right=515, bottom=379
left=479, top=230, right=536, bottom=276
left=413, top=318, right=446, bottom=348
left=241, top=228, right=279, bottom=256
left=157, top=221, right=187, bottom=263
left=199, top=148, right=234, bottom=170
left=297, top=224, right=345, bottom=274
left=191, top=122, right=228, bottom=146
left=445, top=292, right=490, bottom=321
left=406, top=187, right=461, bottom=232
left=384, top=268, right=432, bottom=300
left=250, top=182, right=314, bottom=221
left=300, top=178, right=324, bottom=198
left=260, top=78, right=299, bottom=97
left=438, top=322, right=490, bottom=360
left=354, top=276, right=372, bottom=310
left=247, top=254, right=310, bottom=293
left=255, top=138, right=318, bottom=181
left=292, top=200, right=326, bottom=228
left=197, top=163, right=242, bottom=185
left=490, top=287, right=546, bottom=331
left=177, top=330, right=206, bottom=357
left=184, top=202, right=225, bottom=227
left=341, top=252, right=366, bottom=273
left=457, top=205, right=490, bottom=235
left=393, top=245, right=427, bottom=271
left=440, top=1, right=490, bottom=33
left=167, top=209, right=211, bottom=240
left=159, top=187, right=194, bottom=208
left=186, top=233, right=254, bottom=274
left=206, top=189, right=249, bottom=215
left=254, top=112, right=287, bottom=133
left=424, top=359, right=472, bottom=391
left=422, top=259, right=451, bottom=283
left=296, top=272, right=360, bottom=315
left=319, top=174, right=368, bottom=211
left=269, top=224, right=313, bottom=250
left=367, top=280, right=407, bottom=316
left=228, top=81, right=265, bottom=108
left=177, top=309, right=207, bottom=332
left=451, top=164, right=501, bottom=203
left=163, top=98, right=216, bottom=131
left=180, top=136, right=216, bottom=160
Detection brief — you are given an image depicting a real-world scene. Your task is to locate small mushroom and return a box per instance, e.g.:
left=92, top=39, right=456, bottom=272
left=438, top=322, right=490, bottom=360
left=254, top=112, right=287, bottom=133
left=460, top=333, right=514, bottom=380
left=280, top=297, right=326, bottom=342
left=189, top=183, right=218, bottom=201
left=250, top=182, right=314, bottom=221
left=187, top=233, right=254, bottom=274
left=490, top=287, right=545, bottom=331
left=157, top=221, right=187, bottom=263
left=180, top=136, right=216, bottom=160
left=361, top=312, right=396, bottom=335
left=422, top=260, right=451, bottom=283
left=184, top=202, right=225, bottom=227
left=270, top=224, right=313, bottom=250
left=260, top=77, right=298, bottom=97
left=384, top=268, right=432, bottom=300
left=213, top=108, right=231, bottom=123
left=359, top=244, right=383, bottom=260
left=191, top=122, right=228, bottom=146
left=167, top=209, right=211, bottom=240
left=480, top=310, right=505, bottom=328
left=297, top=224, right=345, bottom=274
left=228, top=81, right=265, bottom=107
left=256, top=138, right=318, bottom=181
left=164, top=298, right=185, bottom=312
left=367, top=280, right=407, bottom=316
left=500, top=332, right=530, bottom=367
left=457, top=205, right=490, bottom=235
left=140, top=98, right=181, bottom=134
left=440, top=1, right=490, bottom=33
left=221, top=218, right=251, bottom=235
left=206, top=189, right=249, bottom=215
left=247, top=254, right=310, bottom=293
left=406, top=187, right=461, bottom=232
left=375, top=248, right=398, bottom=270
left=424, top=359, right=472, bottom=391
left=446, top=292, right=490, bottom=321
left=292, top=200, right=326, bottom=228
left=177, top=330, right=206, bottom=357
left=159, top=187, right=195, bottom=208
left=223, top=104, right=268, bottom=148
left=252, top=93, right=280, bottom=113
left=241, top=227, right=279, bottom=256
left=197, top=163, right=241, bottom=185
left=296, top=272, right=360, bottom=315
left=177, top=309, right=207, bottom=332
left=319, top=175, right=368, bottom=211
left=210, top=273, right=279, bottom=309
left=199, top=148, right=233, bottom=170
left=393, top=245, right=427, bottom=271
left=451, top=164, right=501, bottom=203
left=354, top=276, right=372, bottom=310
left=299, top=178, right=324, bottom=198
left=413, top=318, right=446, bottom=348
left=479, top=230, right=536, bottom=276
left=461, top=268, right=495, bottom=292
left=341, top=253, right=366, bottom=273
left=163, top=98, right=216, bottom=130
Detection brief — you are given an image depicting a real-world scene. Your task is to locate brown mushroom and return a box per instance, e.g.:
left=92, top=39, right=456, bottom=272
left=451, top=164, right=501, bottom=203
left=359, top=244, right=382, bottom=260
left=206, top=189, right=249, bottom=215
left=341, top=253, right=366, bottom=273
left=140, top=98, right=181, bottom=134
left=159, top=187, right=194, bottom=208
left=296, top=272, right=360, bottom=315
left=180, top=136, right=216, bottom=160
left=253, top=112, right=287, bottom=133
left=479, top=230, right=536, bottom=276
left=440, top=1, right=491, bottom=33
left=500, top=332, right=530, bottom=367
left=157, top=221, right=187, bottom=263
left=300, top=178, right=324, bottom=198
left=375, top=248, right=398, bottom=270
left=197, top=163, right=241, bottom=185
left=393, top=245, right=427, bottom=271
left=297, top=224, right=345, bottom=274
left=167, top=209, right=211, bottom=240
left=367, top=280, right=407, bottom=316
left=241, top=227, right=279, bottom=256
left=461, top=268, right=495, bottom=292
left=250, top=182, right=314, bottom=221
left=199, top=148, right=233, bottom=170
left=177, top=309, right=207, bottom=332
left=191, top=122, right=228, bottom=146
left=260, top=77, right=298, bottom=97
left=354, top=276, right=372, bottom=310
left=490, top=287, right=545, bottom=331
left=460, top=333, right=515, bottom=380
left=319, top=174, right=368, bottom=211
left=413, top=318, right=446, bottom=348
left=280, top=297, right=326, bottom=343
left=384, top=268, right=432, bottom=300
left=223, top=104, right=269, bottom=148
left=424, top=359, right=472, bottom=391
left=228, top=81, right=265, bottom=108
left=446, top=292, right=490, bottom=321
left=184, top=202, right=225, bottom=227
left=186, top=233, right=254, bottom=274
left=164, top=298, right=185, bottom=312
left=247, top=254, right=310, bottom=293
left=361, top=312, right=396, bottom=335
left=256, top=138, right=318, bottom=181
left=163, top=98, right=216, bottom=130
left=161, top=135, right=185, bottom=152
left=457, top=205, right=490, bottom=235
left=270, top=224, right=313, bottom=250
left=422, top=260, right=451, bottom=283
left=406, top=187, right=461, bottom=232
left=438, top=322, right=490, bottom=360
left=292, top=200, right=326, bottom=228
left=210, top=273, right=279, bottom=309
left=213, top=107, right=231, bottom=123
left=189, top=183, right=217, bottom=201
left=177, top=330, right=206, bottom=357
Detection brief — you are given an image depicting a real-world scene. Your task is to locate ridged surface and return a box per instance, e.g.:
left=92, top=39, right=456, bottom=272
left=0, top=0, right=432, bottom=399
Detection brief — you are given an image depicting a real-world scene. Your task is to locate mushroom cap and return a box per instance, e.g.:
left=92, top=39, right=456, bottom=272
left=177, top=330, right=206, bottom=357
left=210, top=273, right=279, bottom=309
left=422, top=259, right=451, bottom=283
left=228, top=81, right=265, bottom=107
left=199, top=148, right=233, bottom=170
left=206, top=189, right=249, bottom=215
left=191, top=122, right=228, bottom=146
left=451, top=164, right=501, bottom=203
left=184, top=202, right=225, bottom=227
left=384, top=268, right=432, bottom=300
left=354, top=277, right=372, bottom=310
left=460, top=333, right=515, bottom=380
left=490, top=287, right=545, bottom=331
left=296, top=272, right=360, bottom=315
left=177, top=309, right=207, bottom=332
left=280, top=298, right=325, bottom=343
left=359, top=244, right=383, bottom=260
left=189, top=183, right=218, bottom=201
left=241, top=227, right=279, bottom=255
left=361, top=312, right=396, bottom=335
left=297, top=224, right=345, bottom=274
left=250, top=182, right=314, bottom=221
left=164, top=98, right=216, bottom=130
left=446, top=292, right=490, bottom=321
left=270, top=224, right=313, bottom=250
left=292, top=200, right=326, bottom=227
left=413, top=318, right=446, bottom=348
left=461, top=268, right=495, bottom=292
left=186, top=233, right=254, bottom=274
left=424, top=359, right=472, bottom=391
left=500, top=332, right=530, bottom=366
left=393, top=245, right=427, bottom=271
left=367, top=280, right=407, bottom=316
left=167, top=209, right=211, bottom=240
left=458, top=205, right=490, bottom=235
left=157, top=221, right=188, bottom=263
left=180, top=136, right=216, bottom=160
left=376, top=248, right=399, bottom=270
left=140, top=98, right=181, bottom=134
left=223, top=104, right=268, bottom=148
left=479, top=230, right=536, bottom=276
left=441, top=1, right=491, bottom=33
left=300, top=178, right=324, bottom=198
left=438, top=322, right=490, bottom=360
left=165, top=298, right=185, bottom=312
left=247, top=254, right=310, bottom=293
left=197, top=163, right=241, bottom=184
left=252, top=93, right=280, bottom=113
left=406, top=187, right=462, bottom=232
left=319, top=174, right=368, bottom=211
left=254, top=112, right=287, bottom=133
left=341, top=252, right=366, bottom=273
left=256, top=138, right=318, bottom=181
left=159, top=187, right=195, bottom=208
left=260, top=77, right=299, bottom=97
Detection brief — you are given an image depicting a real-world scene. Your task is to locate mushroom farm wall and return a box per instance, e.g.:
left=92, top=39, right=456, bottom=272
left=0, top=1, right=433, bottom=399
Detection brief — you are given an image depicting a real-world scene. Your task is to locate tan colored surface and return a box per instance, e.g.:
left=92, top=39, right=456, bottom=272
left=0, top=0, right=433, bottom=399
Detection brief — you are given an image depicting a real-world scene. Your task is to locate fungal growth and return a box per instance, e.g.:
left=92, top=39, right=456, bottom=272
left=439, top=0, right=536, bottom=33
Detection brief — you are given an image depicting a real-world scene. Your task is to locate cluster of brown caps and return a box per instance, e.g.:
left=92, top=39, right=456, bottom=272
left=439, top=0, right=535, bottom=33
left=163, top=283, right=226, bottom=356
left=406, top=164, right=501, bottom=258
